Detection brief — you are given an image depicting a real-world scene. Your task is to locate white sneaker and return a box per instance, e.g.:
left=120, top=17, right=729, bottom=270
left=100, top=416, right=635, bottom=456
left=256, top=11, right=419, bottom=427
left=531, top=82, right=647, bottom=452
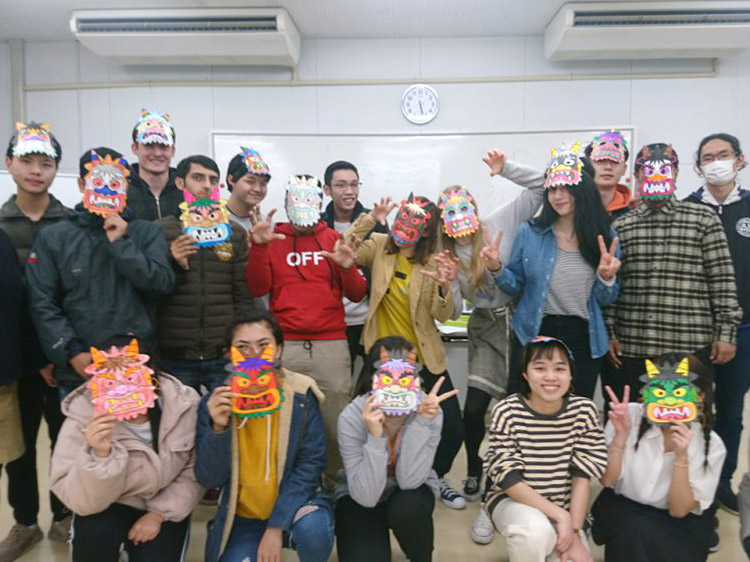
left=471, top=505, right=495, bottom=545
left=439, top=478, right=466, bottom=509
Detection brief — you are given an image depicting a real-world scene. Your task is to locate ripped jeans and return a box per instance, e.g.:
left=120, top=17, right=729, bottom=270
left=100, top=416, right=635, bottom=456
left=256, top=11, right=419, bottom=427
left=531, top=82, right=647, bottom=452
left=219, top=503, right=334, bottom=562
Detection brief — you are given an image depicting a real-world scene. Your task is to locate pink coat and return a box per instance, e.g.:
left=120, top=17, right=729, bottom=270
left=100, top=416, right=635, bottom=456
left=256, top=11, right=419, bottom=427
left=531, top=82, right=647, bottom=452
left=50, top=373, right=203, bottom=522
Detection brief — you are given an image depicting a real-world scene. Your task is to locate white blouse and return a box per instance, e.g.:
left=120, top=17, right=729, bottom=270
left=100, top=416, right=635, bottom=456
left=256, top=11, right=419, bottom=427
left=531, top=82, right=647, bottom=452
left=604, top=403, right=726, bottom=514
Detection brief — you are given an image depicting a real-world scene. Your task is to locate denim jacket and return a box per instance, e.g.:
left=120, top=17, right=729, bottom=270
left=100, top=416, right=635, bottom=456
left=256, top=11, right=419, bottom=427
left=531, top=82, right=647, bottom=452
left=494, top=222, right=620, bottom=358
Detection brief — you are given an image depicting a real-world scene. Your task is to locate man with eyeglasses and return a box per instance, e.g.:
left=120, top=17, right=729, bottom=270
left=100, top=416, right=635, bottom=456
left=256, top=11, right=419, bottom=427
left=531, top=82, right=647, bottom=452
left=322, top=161, right=388, bottom=368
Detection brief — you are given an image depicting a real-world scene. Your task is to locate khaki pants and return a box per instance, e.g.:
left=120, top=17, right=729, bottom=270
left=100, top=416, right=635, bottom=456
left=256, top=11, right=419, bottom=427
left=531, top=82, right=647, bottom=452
left=0, top=381, right=25, bottom=465
left=491, top=498, right=590, bottom=562
left=282, top=339, right=350, bottom=483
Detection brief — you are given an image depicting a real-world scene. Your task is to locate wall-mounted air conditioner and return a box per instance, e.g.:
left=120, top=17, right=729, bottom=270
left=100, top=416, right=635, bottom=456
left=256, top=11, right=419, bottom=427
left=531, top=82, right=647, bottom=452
left=70, top=8, right=301, bottom=66
left=545, top=1, right=750, bottom=60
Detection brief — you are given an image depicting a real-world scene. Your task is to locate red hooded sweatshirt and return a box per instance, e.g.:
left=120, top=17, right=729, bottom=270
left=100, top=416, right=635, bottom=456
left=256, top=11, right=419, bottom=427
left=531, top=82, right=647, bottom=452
left=246, top=221, right=366, bottom=340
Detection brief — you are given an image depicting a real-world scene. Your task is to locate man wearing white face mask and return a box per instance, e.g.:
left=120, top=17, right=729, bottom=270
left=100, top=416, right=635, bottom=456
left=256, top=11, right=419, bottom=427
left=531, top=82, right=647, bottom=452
left=686, top=133, right=750, bottom=517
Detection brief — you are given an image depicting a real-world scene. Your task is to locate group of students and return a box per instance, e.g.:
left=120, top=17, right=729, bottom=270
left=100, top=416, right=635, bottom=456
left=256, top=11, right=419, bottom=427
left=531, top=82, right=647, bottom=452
left=0, top=110, right=748, bottom=562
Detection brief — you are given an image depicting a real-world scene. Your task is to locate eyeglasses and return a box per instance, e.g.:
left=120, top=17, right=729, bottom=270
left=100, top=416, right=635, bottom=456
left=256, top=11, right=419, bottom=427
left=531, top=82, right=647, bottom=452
left=331, top=181, right=362, bottom=190
left=700, top=151, right=736, bottom=165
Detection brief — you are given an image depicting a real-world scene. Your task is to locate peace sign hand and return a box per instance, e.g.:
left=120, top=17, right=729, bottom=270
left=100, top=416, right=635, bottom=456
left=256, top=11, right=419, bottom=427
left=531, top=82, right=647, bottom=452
left=370, top=197, right=397, bottom=226
left=596, top=235, right=621, bottom=282
left=249, top=207, right=286, bottom=245
left=362, top=395, right=385, bottom=437
left=418, top=376, right=459, bottom=420
left=604, top=385, right=631, bottom=436
left=482, top=149, right=508, bottom=176
left=480, top=228, right=503, bottom=272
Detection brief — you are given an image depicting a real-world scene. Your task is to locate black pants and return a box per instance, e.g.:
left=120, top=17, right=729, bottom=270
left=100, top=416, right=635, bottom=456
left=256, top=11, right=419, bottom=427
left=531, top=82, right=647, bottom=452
left=463, top=387, right=492, bottom=479
left=346, top=324, right=365, bottom=375
left=72, top=503, right=190, bottom=562
left=508, top=315, right=602, bottom=399
left=335, top=485, right=435, bottom=562
left=0, top=371, right=67, bottom=525
left=421, top=369, right=464, bottom=478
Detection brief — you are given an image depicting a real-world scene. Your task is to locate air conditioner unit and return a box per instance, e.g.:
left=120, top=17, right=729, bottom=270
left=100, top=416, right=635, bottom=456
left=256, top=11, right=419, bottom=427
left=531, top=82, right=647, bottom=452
left=70, top=8, right=301, bottom=66
left=545, top=1, right=750, bottom=60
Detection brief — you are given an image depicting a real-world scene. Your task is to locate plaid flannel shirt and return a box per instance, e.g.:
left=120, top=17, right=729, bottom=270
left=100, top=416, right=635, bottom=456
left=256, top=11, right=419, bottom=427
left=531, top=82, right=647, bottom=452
left=604, top=197, right=741, bottom=357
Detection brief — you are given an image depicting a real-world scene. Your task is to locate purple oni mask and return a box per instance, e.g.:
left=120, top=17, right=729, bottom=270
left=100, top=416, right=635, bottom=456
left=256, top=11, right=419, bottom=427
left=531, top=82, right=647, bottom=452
left=371, top=348, right=422, bottom=416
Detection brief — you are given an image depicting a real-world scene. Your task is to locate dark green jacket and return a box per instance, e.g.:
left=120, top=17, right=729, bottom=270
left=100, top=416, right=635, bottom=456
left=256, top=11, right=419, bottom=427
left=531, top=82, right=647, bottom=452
left=25, top=206, right=174, bottom=379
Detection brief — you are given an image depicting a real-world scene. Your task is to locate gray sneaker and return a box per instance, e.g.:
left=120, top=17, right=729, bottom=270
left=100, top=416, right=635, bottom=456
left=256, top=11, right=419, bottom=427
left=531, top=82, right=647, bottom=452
left=48, top=516, right=72, bottom=543
left=0, top=524, right=43, bottom=562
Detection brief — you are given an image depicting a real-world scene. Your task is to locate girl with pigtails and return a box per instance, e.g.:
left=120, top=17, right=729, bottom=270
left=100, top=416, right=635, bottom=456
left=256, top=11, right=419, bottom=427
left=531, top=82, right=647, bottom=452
left=592, top=354, right=726, bottom=562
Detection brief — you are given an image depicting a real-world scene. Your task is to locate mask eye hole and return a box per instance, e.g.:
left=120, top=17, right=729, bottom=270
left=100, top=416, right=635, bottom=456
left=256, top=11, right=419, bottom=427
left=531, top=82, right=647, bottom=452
left=380, top=375, right=393, bottom=385
left=653, top=388, right=666, bottom=398
left=399, top=376, right=412, bottom=386
left=257, top=374, right=271, bottom=386
left=673, top=388, right=687, bottom=397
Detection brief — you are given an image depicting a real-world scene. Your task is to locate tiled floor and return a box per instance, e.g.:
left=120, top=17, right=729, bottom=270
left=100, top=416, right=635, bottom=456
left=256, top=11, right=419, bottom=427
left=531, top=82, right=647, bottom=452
left=2, top=399, right=748, bottom=562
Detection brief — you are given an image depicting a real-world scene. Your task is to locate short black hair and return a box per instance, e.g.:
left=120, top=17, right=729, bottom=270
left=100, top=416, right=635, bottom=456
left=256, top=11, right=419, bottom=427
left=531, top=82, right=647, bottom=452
left=324, top=161, right=359, bottom=187
left=78, top=147, right=130, bottom=179
left=696, top=133, right=743, bottom=167
left=175, top=155, right=220, bottom=180
left=352, top=336, right=416, bottom=397
left=226, top=153, right=272, bottom=191
left=224, top=307, right=284, bottom=349
left=6, top=123, right=63, bottom=165
left=520, top=338, right=576, bottom=398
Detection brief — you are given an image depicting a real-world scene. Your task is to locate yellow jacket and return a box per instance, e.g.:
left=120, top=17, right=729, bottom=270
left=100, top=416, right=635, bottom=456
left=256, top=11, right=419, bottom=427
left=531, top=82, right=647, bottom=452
left=346, top=213, right=453, bottom=373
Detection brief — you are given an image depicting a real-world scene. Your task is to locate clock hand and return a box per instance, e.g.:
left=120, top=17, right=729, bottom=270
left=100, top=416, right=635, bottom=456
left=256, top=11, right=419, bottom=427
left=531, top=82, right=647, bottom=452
left=419, top=100, right=424, bottom=115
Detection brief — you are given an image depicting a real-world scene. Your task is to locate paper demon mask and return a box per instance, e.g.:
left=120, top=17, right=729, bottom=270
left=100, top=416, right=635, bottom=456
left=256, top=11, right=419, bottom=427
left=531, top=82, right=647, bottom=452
left=241, top=146, right=270, bottom=176
left=12, top=122, right=57, bottom=158
left=639, top=357, right=701, bottom=425
left=83, top=150, right=130, bottom=217
left=371, top=348, right=422, bottom=416
left=85, top=340, right=157, bottom=421
left=545, top=142, right=583, bottom=190
left=391, top=193, right=432, bottom=246
left=179, top=186, right=232, bottom=247
left=590, top=130, right=628, bottom=163
left=438, top=187, right=479, bottom=238
left=285, top=175, right=322, bottom=227
left=636, top=144, right=678, bottom=200
left=134, top=109, right=174, bottom=146
left=229, top=344, right=283, bottom=419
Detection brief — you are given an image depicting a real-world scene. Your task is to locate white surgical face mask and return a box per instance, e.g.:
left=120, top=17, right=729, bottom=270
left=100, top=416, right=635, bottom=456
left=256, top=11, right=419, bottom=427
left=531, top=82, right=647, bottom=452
left=702, top=159, right=738, bottom=186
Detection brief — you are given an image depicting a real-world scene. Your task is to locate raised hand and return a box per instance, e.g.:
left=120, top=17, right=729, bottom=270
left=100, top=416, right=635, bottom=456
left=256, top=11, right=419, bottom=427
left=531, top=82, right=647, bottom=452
left=482, top=149, right=508, bottom=177
left=249, top=207, right=286, bottom=245
left=321, top=236, right=359, bottom=270
left=170, top=234, right=198, bottom=270
left=421, top=250, right=459, bottom=290
left=207, top=385, right=235, bottom=432
left=604, top=385, right=631, bottom=436
left=668, top=423, right=693, bottom=458
left=597, top=235, right=621, bottom=282
left=362, top=394, right=385, bottom=437
left=370, top=196, right=397, bottom=226
left=479, top=228, right=503, bottom=272
left=85, top=410, right=116, bottom=458
left=418, top=376, right=459, bottom=420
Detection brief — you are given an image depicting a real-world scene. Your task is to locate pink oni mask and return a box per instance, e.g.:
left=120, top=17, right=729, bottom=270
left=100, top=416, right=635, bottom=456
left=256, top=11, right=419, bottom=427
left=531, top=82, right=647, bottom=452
left=438, top=187, right=479, bottom=238
left=590, top=130, right=628, bottom=163
left=134, top=109, right=174, bottom=146
left=391, top=193, right=432, bottom=246
left=371, top=348, right=422, bottom=416
left=636, top=144, right=678, bottom=200
left=85, top=340, right=157, bottom=421
left=82, top=150, right=130, bottom=217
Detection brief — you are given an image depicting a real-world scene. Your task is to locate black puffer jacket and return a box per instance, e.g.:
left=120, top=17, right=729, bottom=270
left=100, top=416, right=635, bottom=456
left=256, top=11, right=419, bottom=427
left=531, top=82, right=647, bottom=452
left=0, top=229, right=22, bottom=384
left=157, top=216, right=254, bottom=360
left=25, top=206, right=174, bottom=382
left=127, top=164, right=183, bottom=221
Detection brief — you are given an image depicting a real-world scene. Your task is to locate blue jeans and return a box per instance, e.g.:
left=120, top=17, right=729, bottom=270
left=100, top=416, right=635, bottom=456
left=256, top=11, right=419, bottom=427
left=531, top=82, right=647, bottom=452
left=160, top=356, right=229, bottom=394
left=714, top=323, right=750, bottom=484
left=219, top=505, right=333, bottom=562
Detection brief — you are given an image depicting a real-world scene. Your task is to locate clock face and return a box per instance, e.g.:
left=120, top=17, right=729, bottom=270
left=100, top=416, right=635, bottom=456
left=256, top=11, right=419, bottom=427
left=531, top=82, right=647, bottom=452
left=402, top=84, right=439, bottom=125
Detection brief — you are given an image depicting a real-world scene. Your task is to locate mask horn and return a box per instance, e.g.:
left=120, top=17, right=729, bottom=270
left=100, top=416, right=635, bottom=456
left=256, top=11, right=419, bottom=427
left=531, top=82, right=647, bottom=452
left=644, top=359, right=660, bottom=378
left=125, top=339, right=140, bottom=358
left=406, top=350, right=418, bottom=365
left=91, top=347, right=108, bottom=368
left=230, top=347, right=245, bottom=367
left=674, top=357, right=690, bottom=376
left=260, top=343, right=275, bottom=362
left=379, top=346, right=390, bottom=364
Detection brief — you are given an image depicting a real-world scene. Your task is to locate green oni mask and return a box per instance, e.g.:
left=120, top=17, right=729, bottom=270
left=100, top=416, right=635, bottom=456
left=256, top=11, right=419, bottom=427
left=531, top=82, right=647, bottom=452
left=639, top=357, right=701, bottom=425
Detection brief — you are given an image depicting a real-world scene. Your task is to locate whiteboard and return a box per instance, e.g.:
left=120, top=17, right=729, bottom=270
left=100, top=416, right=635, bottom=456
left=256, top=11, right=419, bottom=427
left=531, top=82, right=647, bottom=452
left=211, top=128, right=635, bottom=221
left=0, top=171, right=81, bottom=209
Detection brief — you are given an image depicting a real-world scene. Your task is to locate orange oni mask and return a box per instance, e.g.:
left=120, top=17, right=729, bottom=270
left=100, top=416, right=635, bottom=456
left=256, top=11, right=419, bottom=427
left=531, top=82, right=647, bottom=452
left=229, top=344, right=283, bottom=419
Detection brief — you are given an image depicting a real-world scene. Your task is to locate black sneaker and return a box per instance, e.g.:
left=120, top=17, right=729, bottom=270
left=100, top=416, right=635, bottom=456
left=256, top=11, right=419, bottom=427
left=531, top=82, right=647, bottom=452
left=709, top=528, right=720, bottom=553
left=462, top=477, right=481, bottom=501
left=716, top=481, right=739, bottom=516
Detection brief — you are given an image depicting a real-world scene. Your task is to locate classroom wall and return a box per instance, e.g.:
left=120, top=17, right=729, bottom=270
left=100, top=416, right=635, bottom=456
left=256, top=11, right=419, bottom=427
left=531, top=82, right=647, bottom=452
left=1, top=35, right=749, bottom=200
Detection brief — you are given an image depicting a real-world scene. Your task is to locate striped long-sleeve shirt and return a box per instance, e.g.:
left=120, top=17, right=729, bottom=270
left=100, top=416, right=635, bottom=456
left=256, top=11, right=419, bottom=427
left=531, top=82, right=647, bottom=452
left=484, top=394, right=607, bottom=513
left=604, top=197, right=741, bottom=357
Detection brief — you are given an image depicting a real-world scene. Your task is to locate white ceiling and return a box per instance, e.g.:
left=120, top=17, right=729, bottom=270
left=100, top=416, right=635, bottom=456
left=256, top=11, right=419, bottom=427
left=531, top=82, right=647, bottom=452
left=0, top=0, right=649, bottom=42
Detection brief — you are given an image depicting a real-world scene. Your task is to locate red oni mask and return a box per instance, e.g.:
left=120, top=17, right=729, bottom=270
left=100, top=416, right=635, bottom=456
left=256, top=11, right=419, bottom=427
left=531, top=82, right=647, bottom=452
left=85, top=340, right=157, bottom=421
left=229, top=344, right=283, bottom=419
left=371, top=348, right=422, bottom=416
left=391, top=193, right=432, bottom=246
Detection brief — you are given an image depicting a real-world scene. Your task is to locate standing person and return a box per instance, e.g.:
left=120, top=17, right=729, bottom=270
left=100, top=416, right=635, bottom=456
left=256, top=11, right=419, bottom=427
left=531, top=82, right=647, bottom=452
left=592, top=355, right=726, bottom=562
left=246, top=174, right=366, bottom=482
left=684, top=133, right=750, bottom=515
left=485, top=336, right=608, bottom=562
left=584, top=129, right=633, bottom=218
left=127, top=109, right=181, bottom=221
left=49, top=338, right=203, bottom=561
left=157, top=155, right=253, bottom=394
left=345, top=194, right=465, bottom=509
left=322, top=160, right=388, bottom=368
left=195, top=309, right=333, bottom=562
left=0, top=122, right=72, bottom=559
left=481, top=143, right=621, bottom=400
left=604, top=143, right=742, bottom=400
left=26, top=147, right=175, bottom=396
left=225, top=146, right=271, bottom=231
left=335, top=336, right=454, bottom=562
